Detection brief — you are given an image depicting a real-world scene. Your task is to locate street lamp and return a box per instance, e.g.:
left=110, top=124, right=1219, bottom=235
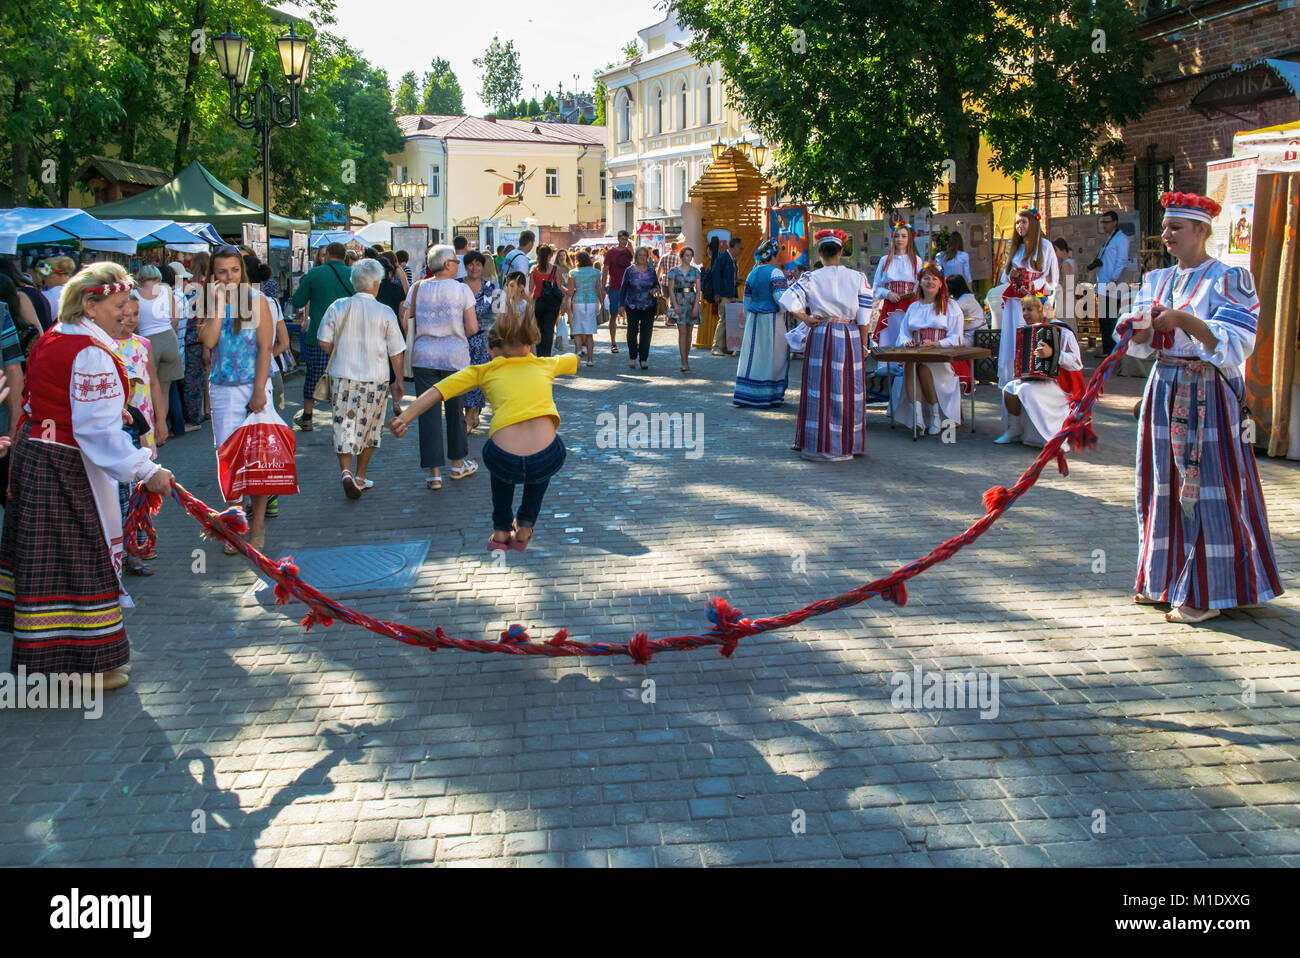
left=214, top=20, right=311, bottom=240
left=711, top=136, right=725, bottom=162
left=753, top=140, right=768, bottom=168
left=388, top=179, right=428, bottom=227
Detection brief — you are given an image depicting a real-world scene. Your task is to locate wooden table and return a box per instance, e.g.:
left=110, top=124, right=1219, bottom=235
left=869, top=345, right=993, bottom=440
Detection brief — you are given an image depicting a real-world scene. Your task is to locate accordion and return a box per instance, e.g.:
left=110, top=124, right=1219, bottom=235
left=910, top=325, right=947, bottom=347
left=1014, top=322, right=1063, bottom=381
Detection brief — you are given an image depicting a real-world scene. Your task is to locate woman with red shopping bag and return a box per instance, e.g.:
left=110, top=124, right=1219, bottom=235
left=198, top=246, right=286, bottom=555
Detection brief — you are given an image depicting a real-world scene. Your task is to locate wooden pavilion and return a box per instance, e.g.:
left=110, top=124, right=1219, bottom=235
left=689, top=147, right=776, bottom=348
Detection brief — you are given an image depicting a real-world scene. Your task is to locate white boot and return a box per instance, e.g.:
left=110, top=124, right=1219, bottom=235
left=912, top=401, right=923, bottom=428
left=994, top=414, right=1023, bottom=444
left=927, top=404, right=943, bottom=435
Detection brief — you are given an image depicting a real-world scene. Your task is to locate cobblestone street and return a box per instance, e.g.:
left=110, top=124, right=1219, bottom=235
left=4, top=325, right=1299, bottom=867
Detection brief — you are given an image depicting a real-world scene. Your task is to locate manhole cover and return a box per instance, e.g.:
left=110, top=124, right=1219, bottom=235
left=250, top=540, right=431, bottom=599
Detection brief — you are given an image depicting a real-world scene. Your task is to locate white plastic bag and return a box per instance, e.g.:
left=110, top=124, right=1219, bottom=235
left=554, top=315, right=570, bottom=352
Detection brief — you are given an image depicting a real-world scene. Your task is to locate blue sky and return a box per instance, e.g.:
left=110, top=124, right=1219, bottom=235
left=329, top=0, right=666, bottom=115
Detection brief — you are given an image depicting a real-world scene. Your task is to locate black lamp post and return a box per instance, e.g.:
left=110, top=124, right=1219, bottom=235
left=212, top=20, right=312, bottom=239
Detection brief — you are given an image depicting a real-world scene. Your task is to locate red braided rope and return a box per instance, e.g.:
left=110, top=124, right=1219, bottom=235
left=123, top=328, right=1135, bottom=664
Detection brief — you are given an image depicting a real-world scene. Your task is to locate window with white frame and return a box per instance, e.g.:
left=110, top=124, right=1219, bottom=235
left=429, top=164, right=440, bottom=196
left=600, top=170, right=607, bottom=199
left=653, top=85, right=663, bottom=135
left=545, top=167, right=558, bottom=196
left=577, top=167, right=585, bottom=195
left=617, top=95, right=630, bottom=143
left=678, top=80, right=688, bottom=130
left=703, top=75, right=712, bottom=124
left=650, top=167, right=662, bottom=210
left=677, top=166, right=688, bottom=210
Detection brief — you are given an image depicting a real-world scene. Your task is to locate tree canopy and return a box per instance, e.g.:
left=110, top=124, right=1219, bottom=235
left=0, top=0, right=403, bottom=217
left=674, top=0, right=1153, bottom=212
left=420, top=57, right=465, bottom=115
left=473, top=35, right=523, bottom=117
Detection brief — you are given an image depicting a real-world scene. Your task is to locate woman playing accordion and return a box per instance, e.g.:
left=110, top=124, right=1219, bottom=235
left=996, top=293, right=1088, bottom=449
left=1121, top=191, right=1282, bottom=624
left=777, top=229, right=873, bottom=461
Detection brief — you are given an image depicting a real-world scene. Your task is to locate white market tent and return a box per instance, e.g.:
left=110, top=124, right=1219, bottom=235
left=310, top=229, right=354, bottom=249
left=573, top=236, right=617, bottom=248
left=84, top=218, right=210, bottom=254
left=0, top=208, right=134, bottom=255
left=353, top=221, right=397, bottom=246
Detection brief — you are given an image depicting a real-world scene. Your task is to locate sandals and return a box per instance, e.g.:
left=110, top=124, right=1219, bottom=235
left=356, top=478, right=374, bottom=490
left=450, top=459, right=478, bottom=480
left=486, top=535, right=512, bottom=552
left=1165, top=606, right=1221, bottom=624
left=586, top=360, right=594, bottom=367
left=1133, top=594, right=1164, bottom=605
left=294, top=413, right=314, bottom=432
left=610, top=344, right=619, bottom=353
left=426, top=475, right=443, bottom=490
left=640, top=362, right=649, bottom=370
left=681, top=364, right=690, bottom=373
left=510, top=526, right=533, bottom=552
left=247, top=534, right=266, bottom=555
left=125, top=556, right=154, bottom=576
left=341, top=470, right=362, bottom=500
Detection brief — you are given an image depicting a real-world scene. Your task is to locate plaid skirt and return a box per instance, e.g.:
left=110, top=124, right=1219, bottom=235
left=331, top=378, right=390, bottom=455
left=1135, top=359, right=1283, bottom=609
left=302, top=341, right=329, bottom=401
left=793, top=320, right=865, bottom=461
left=0, top=426, right=129, bottom=673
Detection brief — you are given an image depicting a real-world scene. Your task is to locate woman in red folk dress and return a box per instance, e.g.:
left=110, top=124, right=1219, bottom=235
left=0, top=263, right=175, bottom=691
left=871, top=217, right=923, bottom=348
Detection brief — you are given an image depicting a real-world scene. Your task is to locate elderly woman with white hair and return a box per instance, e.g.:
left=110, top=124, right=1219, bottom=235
left=317, top=258, right=407, bottom=499
left=399, top=244, right=479, bottom=489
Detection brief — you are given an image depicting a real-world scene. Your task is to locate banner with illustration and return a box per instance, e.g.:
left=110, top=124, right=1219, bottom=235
left=1206, top=154, right=1259, bottom=268
left=768, top=205, right=808, bottom=280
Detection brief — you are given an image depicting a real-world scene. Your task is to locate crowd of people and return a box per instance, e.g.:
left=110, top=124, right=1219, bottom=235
left=0, top=186, right=1282, bottom=696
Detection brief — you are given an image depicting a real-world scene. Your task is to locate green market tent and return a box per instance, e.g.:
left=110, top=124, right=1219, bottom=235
left=85, top=161, right=309, bottom=238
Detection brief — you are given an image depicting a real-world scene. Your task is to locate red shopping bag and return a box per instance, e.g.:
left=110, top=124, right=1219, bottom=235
left=217, top=409, right=299, bottom=501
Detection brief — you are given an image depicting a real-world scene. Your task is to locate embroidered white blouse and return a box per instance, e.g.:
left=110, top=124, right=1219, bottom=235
left=872, top=254, right=924, bottom=299
left=895, top=300, right=965, bottom=348
left=1121, top=258, right=1260, bottom=371
left=777, top=265, right=873, bottom=325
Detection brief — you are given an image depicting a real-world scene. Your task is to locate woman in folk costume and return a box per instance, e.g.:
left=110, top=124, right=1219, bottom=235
left=997, top=292, right=1090, bottom=450
left=777, top=229, right=873, bottom=461
left=996, top=206, right=1059, bottom=433
left=0, top=263, right=175, bottom=692
left=1122, top=191, right=1281, bottom=625
left=871, top=217, right=922, bottom=347
left=733, top=238, right=791, bottom=408
left=889, top=263, right=965, bottom=435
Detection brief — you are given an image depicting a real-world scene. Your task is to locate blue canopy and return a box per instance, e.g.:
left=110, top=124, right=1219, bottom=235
left=0, top=208, right=134, bottom=255
left=85, top=218, right=211, bottom=254
left=310, top=229, right=353, bottom=249
left=183, top=222, right=224, bottom=245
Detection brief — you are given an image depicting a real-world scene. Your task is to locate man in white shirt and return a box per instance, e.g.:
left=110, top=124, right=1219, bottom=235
left=501, top=231, right=534, bottom=279
left=1090, top=210, right=1130, bottom=356
left=453, top=236, right=469, bottom=280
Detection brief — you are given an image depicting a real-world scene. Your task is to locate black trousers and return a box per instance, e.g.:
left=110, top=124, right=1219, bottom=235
left=625, top=307, right=655, bottom=362
left=1098, top=285, right=1120, bottom=356
left=535, top=301, right=559, bottom=357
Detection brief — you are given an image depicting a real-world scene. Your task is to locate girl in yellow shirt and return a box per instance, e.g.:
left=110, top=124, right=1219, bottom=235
left=389, top=292, right=577, bottom=551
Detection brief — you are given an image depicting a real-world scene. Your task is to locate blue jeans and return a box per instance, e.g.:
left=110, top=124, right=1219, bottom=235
left=481, top=435, right=566, bottom=532
left=607, top=288, right=621, bottom=317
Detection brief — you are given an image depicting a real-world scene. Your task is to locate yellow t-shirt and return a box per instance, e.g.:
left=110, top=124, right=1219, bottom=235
left=434, top=354, right=579, bottom=436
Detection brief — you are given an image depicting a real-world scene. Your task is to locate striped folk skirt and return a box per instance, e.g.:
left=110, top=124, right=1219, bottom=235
left=0, top=426, right=129, bottom=673
left=1135, top=358, right=1283, bottom=610
left=734, top=310, right=790, bottom=409
left=793, top=320, right=865, bottom=461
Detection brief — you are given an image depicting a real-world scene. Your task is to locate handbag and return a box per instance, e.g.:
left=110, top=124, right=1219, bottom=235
left=312, top=298, right=353, bottom=402
left=538, top=266, right=564, bottom=310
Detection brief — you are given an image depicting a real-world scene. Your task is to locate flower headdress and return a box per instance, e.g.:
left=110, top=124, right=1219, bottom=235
left=85, top=280, right=134, bottom=296
left=814, top=229, right=849, bottom=249
left=1160, top=191, right=1221, bottom=224
left=1018, top=205, right=1040, bottom=220
left=36, top=262, right=52, bottom=276
left=889, top=215, right=909, bottom=233
left=754, top=238, right=779, bottom=263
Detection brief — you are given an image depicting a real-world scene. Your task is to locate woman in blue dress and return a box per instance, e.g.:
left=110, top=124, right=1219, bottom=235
left=460, top=251, right=495, bottom=433
left=733, top=239, right=790, bottom=408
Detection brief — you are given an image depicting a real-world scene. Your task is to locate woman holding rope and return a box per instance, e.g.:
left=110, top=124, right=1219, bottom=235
left=1122, top=191, right=1282, bottom=625
left=0, top=263, right=174, bottom=692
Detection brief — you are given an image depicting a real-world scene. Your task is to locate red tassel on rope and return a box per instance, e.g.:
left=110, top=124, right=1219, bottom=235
left=628, top=631, right=653, bottom=665
left=881, top=581, right=908, bottom=607
left=499, top=624, right=530, bottom=644
left=548, top=629, right=570, bottom=647
left=983, top=486, right=1015, bottom=513
left=1054, top=450, right=1070, bottom=477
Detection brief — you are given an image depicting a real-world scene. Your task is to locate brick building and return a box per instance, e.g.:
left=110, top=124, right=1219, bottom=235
left=1050, top=0, right=1300, bottom=266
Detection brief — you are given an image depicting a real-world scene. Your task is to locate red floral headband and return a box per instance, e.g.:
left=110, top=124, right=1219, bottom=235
left=1160, top=191, right=1221, bottom=221
left=85, top=280, right=134, bottom=296
left=814, top=229, right=849, bottom=248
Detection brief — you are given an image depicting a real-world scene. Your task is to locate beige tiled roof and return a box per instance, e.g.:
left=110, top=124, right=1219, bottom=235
left=396, top=115, right=605, bottom=146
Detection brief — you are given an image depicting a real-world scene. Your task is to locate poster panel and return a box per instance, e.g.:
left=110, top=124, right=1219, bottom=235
left=391, top=227, right=428, bottom=278
left=290, top=230, right=309, bottom=275
left=241, top=223, right=268, bottom=265
left=768, top=205, right=808, bottom=281
left=1206, top=154, right=1259, bottom=268
left=929, top=213, right=993, bottom=282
